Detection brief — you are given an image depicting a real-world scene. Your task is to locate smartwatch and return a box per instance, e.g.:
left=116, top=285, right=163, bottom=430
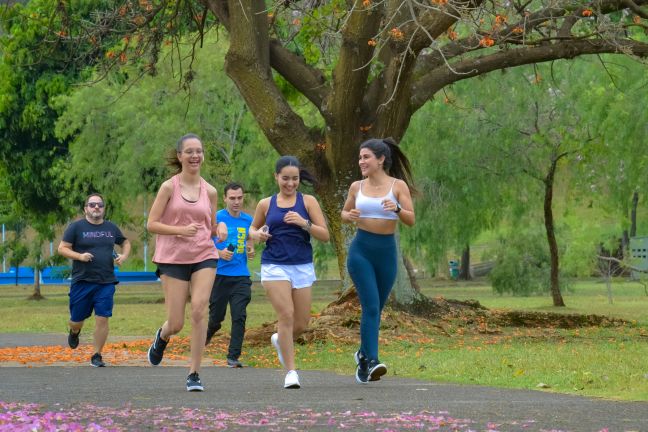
left=394, top=203, right=402, bottom=214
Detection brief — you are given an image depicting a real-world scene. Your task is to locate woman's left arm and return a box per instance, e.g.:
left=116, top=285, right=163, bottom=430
left=395, top=180, right=415, bottom=226
left=304, top=195, right=330, bottom=242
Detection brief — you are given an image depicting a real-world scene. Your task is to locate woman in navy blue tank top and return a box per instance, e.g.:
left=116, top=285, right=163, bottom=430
left=250, top=156, right=330, bottom=389
left=341, top=138, right=416, bottom=384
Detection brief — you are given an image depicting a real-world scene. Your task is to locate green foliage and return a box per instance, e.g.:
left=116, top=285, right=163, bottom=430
left=489, top=224, right=551, bottom=296
left=54, top=34, right=274, bottom=222
left=0, top=0, right=106, bottom=227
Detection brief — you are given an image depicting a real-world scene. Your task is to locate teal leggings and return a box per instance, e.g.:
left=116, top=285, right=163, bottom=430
left=347, top=229, right=397, bottom=361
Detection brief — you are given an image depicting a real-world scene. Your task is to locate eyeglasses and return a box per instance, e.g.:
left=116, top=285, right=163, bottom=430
left=87, top=202, right=104, bottom=208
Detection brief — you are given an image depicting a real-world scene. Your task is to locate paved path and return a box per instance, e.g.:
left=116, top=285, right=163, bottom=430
left=1, top=333, right=647, bottom=431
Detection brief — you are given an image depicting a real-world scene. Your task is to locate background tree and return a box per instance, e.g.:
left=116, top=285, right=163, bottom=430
left=0, top=0, right=109, bottom=296
left=37, top=0, right=648, bottom=309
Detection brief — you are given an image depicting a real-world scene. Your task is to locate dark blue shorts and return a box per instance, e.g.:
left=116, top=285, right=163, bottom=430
left=69, top=281, right=116, bottom=322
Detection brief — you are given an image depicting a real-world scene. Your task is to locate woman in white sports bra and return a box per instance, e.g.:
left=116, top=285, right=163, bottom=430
left=341, top=137, right=415, bottom=384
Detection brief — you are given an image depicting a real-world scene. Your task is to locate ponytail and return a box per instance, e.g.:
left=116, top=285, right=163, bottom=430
left=360, top=137, right=416, bottom=194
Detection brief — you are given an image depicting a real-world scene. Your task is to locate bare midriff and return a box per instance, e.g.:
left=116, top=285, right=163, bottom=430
left=356, top=218, right=398, bottom=235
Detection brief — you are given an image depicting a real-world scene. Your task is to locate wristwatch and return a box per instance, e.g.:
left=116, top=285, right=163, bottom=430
left=303, top=220, right=313, bottom=231
left=394, top=203, right=402, bottom=213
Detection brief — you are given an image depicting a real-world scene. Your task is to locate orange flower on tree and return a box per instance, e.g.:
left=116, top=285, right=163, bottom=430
left=512, top=26, right=524, bottom=34
left=582, top=9, right=593, bottom=17
left=431, top=0, right=448, bottom=4
left=390, top=27, right=404, bottom=41
left=632, top=15, right=641, bottom=24
left=447, top=28, right=458, bottom=40
left=106, top=50, right=116, bottom=59
left=495, top=15, right=507, bottom=25
left=368, top=39, right=377, bottom=46
left=362, top=0, right=371, bottom=7
left=479, top=36, right=495, bottom=47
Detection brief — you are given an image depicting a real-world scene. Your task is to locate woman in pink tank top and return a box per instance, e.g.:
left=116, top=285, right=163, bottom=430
left=145, top=133, right=227, bottom=392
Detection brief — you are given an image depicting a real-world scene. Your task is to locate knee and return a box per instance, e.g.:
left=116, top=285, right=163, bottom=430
left=362, top=304, right=381, bottom=321
left=191, top=307, right=206, bottom=324
left=277, top=310, right=295, bottom=327
left=232, top=312, right=247, bottom=324
left=293, top=317, right=310, bottom=336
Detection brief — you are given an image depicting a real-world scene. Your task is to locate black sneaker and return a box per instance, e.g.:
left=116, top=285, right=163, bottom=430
left=147, top=328, right=168, bottom=366
left=90, top=353, right=106, bottom=367
left=368, top=359, right=387, bottom=381
left=355, top=351, right=369, bottom=384
left=68, top=329, right=80, bottom=349
left=227, top=358, right=243, bottom=368
left=186, top=372, right=204, bottom=391
left=205, top=326, right=218, bottom=346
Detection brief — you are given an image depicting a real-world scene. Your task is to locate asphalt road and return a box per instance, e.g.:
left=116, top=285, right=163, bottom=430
left=1, top=333, right=646, bottom=431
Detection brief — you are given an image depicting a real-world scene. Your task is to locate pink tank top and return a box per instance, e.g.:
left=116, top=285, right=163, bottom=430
left=152, top=175, right=218, bottom=264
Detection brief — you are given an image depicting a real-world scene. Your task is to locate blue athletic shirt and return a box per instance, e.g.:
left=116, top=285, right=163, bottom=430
left=213, top=209, right=253, bottom=277
left=261, top=192, right=312, bottom=265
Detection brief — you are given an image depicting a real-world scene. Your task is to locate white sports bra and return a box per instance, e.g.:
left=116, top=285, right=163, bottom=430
left=355, top=180, right=399, bottom=220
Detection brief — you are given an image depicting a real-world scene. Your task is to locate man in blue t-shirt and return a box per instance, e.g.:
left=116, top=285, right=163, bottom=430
left=58, top=193, right=131, bottom=367
left=206, top=182, right=255, bottom=368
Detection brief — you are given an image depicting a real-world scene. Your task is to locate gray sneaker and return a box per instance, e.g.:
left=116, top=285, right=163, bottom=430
left=90, top=353, right=105, bottom=367
left=227, top=358, right=243, bottom=368
left=186, top=372, right=204, bottom=391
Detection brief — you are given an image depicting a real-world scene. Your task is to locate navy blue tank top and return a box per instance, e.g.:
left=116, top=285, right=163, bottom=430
left=261, top=192, right=313, bottom=265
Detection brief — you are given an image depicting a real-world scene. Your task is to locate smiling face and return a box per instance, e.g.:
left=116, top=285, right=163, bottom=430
left=358, top=147, right=385, bottom=177
left=177, top=137, right=204, bottom=172
left=275, top=165, right=300, bottom=196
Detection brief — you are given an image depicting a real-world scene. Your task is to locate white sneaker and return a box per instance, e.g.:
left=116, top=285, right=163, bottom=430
left=284, top=370, right=301, bottom=389
left=271, top=333, right=285, bottom=367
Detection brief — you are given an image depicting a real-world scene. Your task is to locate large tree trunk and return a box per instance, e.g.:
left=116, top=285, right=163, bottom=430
left=459, top=245, right=471, bottom=280
left=544, top=158, right=565, bottom=307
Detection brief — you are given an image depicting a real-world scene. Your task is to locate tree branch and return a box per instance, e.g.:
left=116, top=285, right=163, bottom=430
left=269, top=40, right=330, bottom=115
left=411, top=39, right=648, bottom=111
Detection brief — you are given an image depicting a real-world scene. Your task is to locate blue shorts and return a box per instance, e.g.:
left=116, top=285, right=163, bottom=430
left=69, top=281, right=116, bottom=322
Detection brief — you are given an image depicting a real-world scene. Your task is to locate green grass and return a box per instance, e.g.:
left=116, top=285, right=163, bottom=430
left=2, top=279, right=647, bottom=401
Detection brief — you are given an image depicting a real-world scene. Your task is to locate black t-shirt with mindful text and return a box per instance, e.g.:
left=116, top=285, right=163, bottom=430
left=62, top=219, right=126, bottom=284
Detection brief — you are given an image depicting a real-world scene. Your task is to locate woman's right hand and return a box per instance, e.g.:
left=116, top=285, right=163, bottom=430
left=346, top=209, right=361, bottom=222
left=253, top=225, right=272, bottom=242
left=182, top=223, right=201, bottom=237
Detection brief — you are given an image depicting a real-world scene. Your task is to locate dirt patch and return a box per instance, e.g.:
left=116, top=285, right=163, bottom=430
left=244, top=296, right=628, bottom=347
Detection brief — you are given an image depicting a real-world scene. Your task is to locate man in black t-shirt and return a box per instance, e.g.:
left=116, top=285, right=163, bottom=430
left=58, top=193, right=131, bottom=367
